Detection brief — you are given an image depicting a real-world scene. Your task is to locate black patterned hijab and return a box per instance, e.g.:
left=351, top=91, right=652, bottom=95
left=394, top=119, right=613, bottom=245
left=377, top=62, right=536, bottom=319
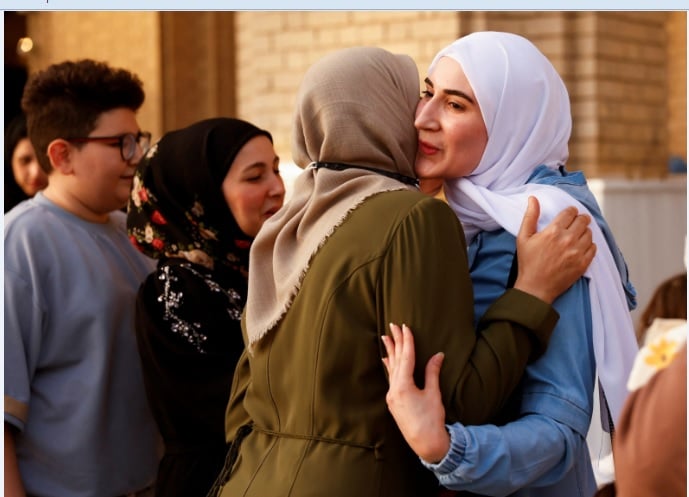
left=127, top=118, right=272, bottom=280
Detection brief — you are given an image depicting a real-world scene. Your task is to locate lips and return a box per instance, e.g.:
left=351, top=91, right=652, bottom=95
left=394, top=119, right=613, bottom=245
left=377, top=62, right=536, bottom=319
left=418, top=140, right=439, bottom=156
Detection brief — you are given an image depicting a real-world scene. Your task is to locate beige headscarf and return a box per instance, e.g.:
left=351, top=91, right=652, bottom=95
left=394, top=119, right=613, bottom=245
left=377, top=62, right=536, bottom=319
left=245, top=46, right=420, bottom=346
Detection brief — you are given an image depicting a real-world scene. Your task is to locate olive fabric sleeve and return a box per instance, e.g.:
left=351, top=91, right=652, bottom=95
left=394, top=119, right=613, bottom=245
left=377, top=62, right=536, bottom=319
left=477, top=288, right=559, bottom=361
left=379, top=196, right=559, bottom=426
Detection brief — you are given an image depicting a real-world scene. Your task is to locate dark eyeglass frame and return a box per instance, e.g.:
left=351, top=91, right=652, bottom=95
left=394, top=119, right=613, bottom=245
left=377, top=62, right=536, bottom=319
left=65, top=131, right=152, bottom=161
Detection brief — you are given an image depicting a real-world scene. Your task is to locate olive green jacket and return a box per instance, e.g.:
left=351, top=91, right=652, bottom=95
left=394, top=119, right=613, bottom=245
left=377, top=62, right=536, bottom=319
left=217, top=190, right=557, bottom=497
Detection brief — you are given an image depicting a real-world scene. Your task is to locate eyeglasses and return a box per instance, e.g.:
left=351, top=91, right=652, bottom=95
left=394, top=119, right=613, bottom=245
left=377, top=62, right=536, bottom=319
left=66, top=131, right=152, bottom=161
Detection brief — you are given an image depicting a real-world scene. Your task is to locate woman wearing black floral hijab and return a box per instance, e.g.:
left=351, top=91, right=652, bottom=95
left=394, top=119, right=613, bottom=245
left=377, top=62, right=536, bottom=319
left=127, top=117, right=285, bottom=497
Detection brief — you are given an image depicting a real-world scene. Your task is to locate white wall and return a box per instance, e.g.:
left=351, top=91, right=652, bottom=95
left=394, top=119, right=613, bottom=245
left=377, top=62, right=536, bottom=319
left=588, top=176, right=687, bottom=323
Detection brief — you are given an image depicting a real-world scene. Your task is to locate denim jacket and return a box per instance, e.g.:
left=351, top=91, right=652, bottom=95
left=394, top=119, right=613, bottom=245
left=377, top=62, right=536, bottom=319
left=423, top=165, right=636, bottom=497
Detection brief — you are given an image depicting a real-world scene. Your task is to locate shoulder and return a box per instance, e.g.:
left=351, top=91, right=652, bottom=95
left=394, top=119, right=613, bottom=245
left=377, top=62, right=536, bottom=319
left=4, top=199, right=50, bottom=238
left=360, top=189, right=460, bottom=228
left=4, top=201, right=64, bottom=272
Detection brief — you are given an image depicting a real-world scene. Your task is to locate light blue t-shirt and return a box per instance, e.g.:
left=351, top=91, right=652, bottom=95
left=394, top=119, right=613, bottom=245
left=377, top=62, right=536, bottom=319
left=424, top=166, right=635, bottom=497
left=4, top=193, right=160, bottom=497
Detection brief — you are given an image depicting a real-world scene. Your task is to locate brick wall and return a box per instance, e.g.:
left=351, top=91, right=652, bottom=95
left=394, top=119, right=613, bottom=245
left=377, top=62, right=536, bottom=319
left=667, top=11, right=687, bottom=162
left=25, top=11, right=163, bottom=139
left=18, top=11, right=685, bottom=179
left=234, top=11, right=459, bottom=162
left=593, top=12, right=669, bottom=178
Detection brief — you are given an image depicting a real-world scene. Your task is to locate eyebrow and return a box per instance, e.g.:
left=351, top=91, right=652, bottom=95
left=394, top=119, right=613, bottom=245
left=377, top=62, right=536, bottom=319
left=424, top=77, right=476, bottom=105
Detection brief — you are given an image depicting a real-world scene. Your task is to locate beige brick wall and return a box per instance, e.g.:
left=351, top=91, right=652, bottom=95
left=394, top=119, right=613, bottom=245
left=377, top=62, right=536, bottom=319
left=593, top=12, right=669, bottom=178
left=234, top=11, right=459, bottom=162
left=19, top=11, right=685, bottom=179
left=24, top=11, right=163, bottom=139
left=667, top=11, right=687, bottom=162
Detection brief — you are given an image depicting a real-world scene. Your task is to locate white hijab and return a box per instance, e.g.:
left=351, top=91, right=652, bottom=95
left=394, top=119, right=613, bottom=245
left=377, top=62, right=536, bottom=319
left=433, top=32, right=638, bottom=430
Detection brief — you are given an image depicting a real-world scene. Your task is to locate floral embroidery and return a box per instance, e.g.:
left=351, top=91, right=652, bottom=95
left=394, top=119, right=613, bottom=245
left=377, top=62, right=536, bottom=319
left=157, top=263, right=243, bottom=353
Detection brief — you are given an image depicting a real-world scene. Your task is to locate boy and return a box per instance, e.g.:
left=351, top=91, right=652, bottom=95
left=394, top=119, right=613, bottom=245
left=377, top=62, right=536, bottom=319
left=5, top=59, right=159, bottom=497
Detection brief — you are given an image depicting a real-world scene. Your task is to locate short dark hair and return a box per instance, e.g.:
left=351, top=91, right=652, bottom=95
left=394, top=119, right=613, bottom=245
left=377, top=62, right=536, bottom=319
left=21, top=59, right=145, bottom=173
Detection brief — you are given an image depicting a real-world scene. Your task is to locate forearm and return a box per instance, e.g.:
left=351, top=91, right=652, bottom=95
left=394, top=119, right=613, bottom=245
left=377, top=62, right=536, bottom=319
left=4, top=424, right=26, bottom=497
left=446, top=290, right=558, bottom=425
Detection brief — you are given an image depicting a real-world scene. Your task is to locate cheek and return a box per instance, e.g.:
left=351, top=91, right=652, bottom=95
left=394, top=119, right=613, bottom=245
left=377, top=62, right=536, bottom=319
left=225, top=188, right=261, bottom=224
left=12, top=163, right=28, bottom=182
left=451, top=122, right=487, bottom=168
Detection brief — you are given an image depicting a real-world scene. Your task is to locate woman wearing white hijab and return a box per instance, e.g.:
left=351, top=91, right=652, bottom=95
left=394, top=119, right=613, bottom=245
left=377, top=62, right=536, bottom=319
left=212, top=46, right=594, bottom=497
left=383, top=32, right=638, bottom=497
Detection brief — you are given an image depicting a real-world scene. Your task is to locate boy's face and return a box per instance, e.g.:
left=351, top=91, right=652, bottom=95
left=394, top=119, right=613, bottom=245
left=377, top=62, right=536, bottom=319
left=66, top=108, right=143, bottom=220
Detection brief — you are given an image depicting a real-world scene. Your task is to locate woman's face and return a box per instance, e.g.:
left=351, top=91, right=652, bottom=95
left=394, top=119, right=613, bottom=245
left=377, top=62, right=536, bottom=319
left=222, top=135, right=285, bottom=238
left=12, top=137, right=48, bottom=197
left=414, top=56, right=488, bottom=183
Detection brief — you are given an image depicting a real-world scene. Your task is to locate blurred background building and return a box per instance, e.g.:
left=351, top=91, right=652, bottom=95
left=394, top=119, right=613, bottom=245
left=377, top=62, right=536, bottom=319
left=4, top=10, right=687, bottom=320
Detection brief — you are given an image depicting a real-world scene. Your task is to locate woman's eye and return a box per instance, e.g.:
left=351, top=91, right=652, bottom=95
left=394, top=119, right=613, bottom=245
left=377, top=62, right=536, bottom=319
left=421, top=90, right=433, bottom=99
left=448, top=101, right=464, bottom=111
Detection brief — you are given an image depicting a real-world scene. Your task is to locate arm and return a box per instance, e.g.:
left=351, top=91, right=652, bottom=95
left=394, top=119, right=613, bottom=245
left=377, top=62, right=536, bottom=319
left=380, top=197, right=558, bottom=445
left=4, top=265, right=39, bottom=497
left=224, top=347, right=252, bottom=443
left=4, top=424, right=26, bottom=497
left=433, top=415, right=585, bottom=494
left=383, top=199, right=595, bottom=465
left=427, top=277, right=595, bottom=494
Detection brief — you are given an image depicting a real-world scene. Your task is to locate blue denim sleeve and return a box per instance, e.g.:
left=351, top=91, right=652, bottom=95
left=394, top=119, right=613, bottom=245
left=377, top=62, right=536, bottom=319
left=425, top=416, right=586, bottom=495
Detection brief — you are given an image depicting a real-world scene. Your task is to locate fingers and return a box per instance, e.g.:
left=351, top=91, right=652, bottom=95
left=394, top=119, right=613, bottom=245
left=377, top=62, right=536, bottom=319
left=399, top=324, right=416, bottom=377
left=517, top=196, right=540, bottom=241
left=565, top=212, right=592, bottom=238
left=424, top=352, right=444, bottom=396
left=382, top=323, right=407, bottom=378
left=381, top=356, right=390, bottom=374
left=383, top=323, right=419, bottom=379
left=514, top=199, right=598, bottom=303
left=549, top=204, right=579, bottom=229
left=583, top=243, right=597, bottom=268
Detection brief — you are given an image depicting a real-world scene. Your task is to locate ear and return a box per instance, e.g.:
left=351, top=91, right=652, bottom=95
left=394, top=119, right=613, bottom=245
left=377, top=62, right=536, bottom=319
left=46, top=139, right=74, bottom=175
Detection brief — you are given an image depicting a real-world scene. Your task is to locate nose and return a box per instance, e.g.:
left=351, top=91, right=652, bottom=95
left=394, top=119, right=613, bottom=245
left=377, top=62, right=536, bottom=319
left=414, top=98, right=439, bottom=131
left=271, top=171, right=286, bottom=200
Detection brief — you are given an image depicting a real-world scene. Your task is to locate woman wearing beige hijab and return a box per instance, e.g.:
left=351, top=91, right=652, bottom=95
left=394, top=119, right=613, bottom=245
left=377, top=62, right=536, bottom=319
left=211, top=46, right=593, bottom=497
